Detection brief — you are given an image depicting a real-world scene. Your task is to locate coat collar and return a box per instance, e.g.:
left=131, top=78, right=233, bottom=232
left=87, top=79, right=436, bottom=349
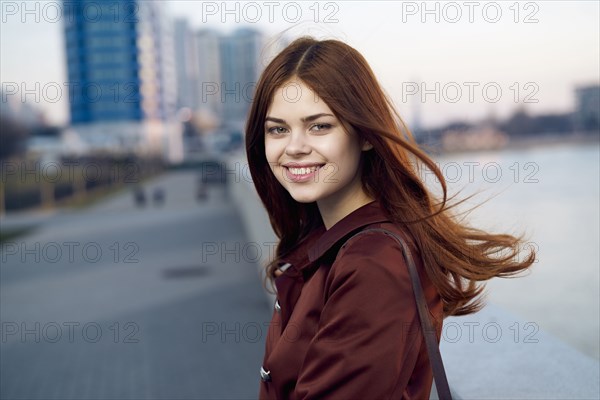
left=273, top=200, right=391, bottom=330
left=307, top=200, right=390, bottom=264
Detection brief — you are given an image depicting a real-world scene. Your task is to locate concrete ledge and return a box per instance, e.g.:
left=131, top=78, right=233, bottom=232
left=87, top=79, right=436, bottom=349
left=441, top=304, right=599, bottom=399
left=225, top=154, right=600, bottom=399
left=225, top=152, right=277, bottom=305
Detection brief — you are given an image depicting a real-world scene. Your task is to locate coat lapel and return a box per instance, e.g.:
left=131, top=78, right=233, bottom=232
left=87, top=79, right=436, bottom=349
left=307, top=200, right=390, bottom=263
left=273, top=200, right=391, bottom=328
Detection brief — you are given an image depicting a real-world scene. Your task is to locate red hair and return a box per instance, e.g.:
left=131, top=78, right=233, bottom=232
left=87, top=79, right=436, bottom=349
left=245, top=36, right=536, bottom=317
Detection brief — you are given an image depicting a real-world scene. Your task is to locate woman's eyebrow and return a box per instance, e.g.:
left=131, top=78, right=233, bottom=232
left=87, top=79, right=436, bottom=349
left=265, top=113, right=334, bottom=124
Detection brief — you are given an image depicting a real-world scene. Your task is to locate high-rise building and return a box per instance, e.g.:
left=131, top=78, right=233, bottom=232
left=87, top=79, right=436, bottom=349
left=63, top=0, right=182, bottom=162
left=195, top=28, right=222, bottom=122
left=174, top=18, right=199, bottom=111
left=219, top=28, right=263, bottom=133
left=575, top=85, right=600, bottom=132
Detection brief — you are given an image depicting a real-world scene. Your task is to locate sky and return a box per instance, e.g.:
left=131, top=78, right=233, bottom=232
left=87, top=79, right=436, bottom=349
left=1, top=0, right=599, bottom=129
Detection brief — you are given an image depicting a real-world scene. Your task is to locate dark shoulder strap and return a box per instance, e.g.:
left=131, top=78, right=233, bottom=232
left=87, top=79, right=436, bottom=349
left=345, top=227, right=453, bottom=400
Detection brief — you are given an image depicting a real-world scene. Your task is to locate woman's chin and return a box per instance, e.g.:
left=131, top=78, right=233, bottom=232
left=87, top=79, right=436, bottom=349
left=290, top=195, right=319, bottom=204
left=287, top=190, right=321, bottom=204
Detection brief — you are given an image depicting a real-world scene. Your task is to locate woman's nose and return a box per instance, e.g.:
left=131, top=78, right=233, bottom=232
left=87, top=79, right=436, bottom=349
left=284, top=131, right=311, bottom=156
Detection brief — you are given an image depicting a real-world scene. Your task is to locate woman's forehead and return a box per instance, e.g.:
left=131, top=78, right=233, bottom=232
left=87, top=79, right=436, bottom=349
left=267, top=82, right=333, bottom=119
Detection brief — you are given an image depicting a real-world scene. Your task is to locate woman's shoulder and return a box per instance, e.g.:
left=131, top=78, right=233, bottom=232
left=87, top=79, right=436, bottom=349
left=336, top=222, right=418, bottom=261
left=325, top=222, right=441, bottom=323
left=329, top=222, right=415, bottom=281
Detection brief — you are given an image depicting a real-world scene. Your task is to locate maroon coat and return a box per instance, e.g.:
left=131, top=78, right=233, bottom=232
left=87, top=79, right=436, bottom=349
left=258, top=200, right=444, bottom=400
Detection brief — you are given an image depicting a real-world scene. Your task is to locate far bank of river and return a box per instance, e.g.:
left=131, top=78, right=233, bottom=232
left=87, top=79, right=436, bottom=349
left=436, top=131, right=599, bottom=157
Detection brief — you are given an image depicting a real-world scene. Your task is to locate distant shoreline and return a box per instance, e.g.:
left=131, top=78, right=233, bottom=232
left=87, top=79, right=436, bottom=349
left=427, top=131, right=599, bottom=157
left=503, top=131, right=599, bottom=150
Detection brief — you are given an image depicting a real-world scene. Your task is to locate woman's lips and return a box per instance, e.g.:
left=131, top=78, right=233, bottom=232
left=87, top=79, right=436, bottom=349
left=284, top=164, right=324, bottom=183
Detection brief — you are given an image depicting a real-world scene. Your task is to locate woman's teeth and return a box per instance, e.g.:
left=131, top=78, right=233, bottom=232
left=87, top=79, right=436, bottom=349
left=288, top=166, right=321, bottom=175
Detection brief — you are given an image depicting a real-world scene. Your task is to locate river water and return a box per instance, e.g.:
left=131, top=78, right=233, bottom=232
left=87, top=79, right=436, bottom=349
left=429, top=140, right=599, bottom=359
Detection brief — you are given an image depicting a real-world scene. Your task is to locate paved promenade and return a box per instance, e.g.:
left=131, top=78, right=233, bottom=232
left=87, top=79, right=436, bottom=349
left=0, top=170, right=272, bottom=399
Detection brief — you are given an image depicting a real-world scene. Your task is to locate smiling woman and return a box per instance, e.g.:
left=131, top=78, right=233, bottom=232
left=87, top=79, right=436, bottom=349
left=263, top=81, right=374, bottom=228
left=245, top=36, right=536, bottom=400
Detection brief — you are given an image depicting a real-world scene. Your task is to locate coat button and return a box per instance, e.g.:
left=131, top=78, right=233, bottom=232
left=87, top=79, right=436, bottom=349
left=260, top=366, right=271, bottom=382
left=279, top=262, right=292, bottom=272
left=274, top=299, right=281, bottom=313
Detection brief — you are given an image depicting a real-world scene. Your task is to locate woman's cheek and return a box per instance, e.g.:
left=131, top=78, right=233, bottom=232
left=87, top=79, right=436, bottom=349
left=264, top=144, right=279, bottom=168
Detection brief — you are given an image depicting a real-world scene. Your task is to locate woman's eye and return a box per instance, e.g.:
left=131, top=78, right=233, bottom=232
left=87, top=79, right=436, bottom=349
left=312, top=123, right=332, bottom=132
left=266, top=127, right=286, bottom=135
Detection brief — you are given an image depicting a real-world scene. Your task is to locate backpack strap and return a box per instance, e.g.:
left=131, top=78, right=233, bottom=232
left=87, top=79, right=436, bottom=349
left=344, top=227, right=453, bottom=400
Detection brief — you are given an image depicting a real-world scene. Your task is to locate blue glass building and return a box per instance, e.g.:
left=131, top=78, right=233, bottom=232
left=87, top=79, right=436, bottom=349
left=63, top=0, right=176, bottom=123
left=62, top=0, right=180, bottom=159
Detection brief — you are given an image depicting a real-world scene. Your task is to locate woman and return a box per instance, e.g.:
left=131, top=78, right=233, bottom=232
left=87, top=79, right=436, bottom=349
left=245, top=36, right=536, bottom=400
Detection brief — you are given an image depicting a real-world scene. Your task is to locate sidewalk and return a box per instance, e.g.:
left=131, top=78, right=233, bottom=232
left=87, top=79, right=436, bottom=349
left=0, top=170, right=272, bottom=399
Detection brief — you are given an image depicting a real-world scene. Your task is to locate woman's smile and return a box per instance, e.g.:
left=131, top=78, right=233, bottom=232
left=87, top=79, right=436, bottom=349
left=284, top=164, right=325, bottom=182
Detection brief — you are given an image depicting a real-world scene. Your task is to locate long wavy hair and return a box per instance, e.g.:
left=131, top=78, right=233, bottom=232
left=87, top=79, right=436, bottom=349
left=245, top=36, right=536, bottom=317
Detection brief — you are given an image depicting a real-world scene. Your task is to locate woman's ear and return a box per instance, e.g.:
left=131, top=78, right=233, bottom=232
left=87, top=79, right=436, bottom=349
left=361, top=141, right=373, bottom=151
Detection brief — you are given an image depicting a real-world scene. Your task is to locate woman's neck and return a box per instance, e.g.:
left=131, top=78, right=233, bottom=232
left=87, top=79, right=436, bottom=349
left=318, top=193, right=375, bottom=230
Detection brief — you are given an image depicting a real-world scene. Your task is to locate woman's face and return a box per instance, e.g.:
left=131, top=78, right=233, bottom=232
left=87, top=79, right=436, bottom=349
left=264, top=78, right=373, bottom=208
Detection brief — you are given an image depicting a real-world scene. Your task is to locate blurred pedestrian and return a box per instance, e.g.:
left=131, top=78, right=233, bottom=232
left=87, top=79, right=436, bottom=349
left=197, top=177, right=208, bottom=202
left=133, top=185, right=146, bottom=207
left=153, top=187, right=165, bottom=206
